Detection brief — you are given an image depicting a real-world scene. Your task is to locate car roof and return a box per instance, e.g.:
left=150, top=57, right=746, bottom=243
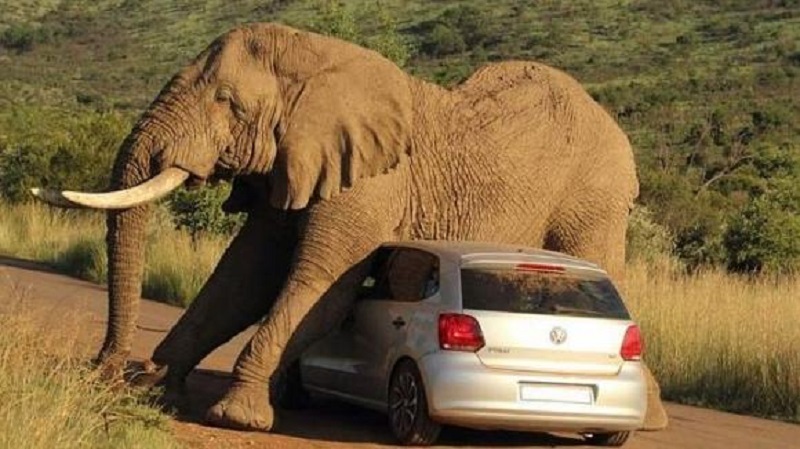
left=380, top=240, right=604, bottom=273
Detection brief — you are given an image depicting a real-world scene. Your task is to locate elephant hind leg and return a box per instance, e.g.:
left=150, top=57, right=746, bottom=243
left=641, top=364, right=668, bottom=430
left=543, top=203, right=668, bottom=431
left=542, top=197, right=630, bottom=286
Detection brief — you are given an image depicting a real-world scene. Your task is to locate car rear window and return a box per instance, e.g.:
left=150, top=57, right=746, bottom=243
left=460, top=267, right=630, bottom=319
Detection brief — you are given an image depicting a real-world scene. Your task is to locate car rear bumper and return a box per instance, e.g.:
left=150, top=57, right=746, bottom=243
left=418, top=352, right=646, bottom=432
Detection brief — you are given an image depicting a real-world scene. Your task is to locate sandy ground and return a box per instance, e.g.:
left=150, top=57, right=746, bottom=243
left=1, top=256, right=798, bottom=449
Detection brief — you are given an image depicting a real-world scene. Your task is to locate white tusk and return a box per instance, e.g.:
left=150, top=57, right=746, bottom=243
left=30, top=167, right=190, bottom=210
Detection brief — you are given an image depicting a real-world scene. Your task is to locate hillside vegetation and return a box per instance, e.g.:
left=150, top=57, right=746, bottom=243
left=1, top=0, right=798, bottom=272
left=0, top=0, right=799, bottom=424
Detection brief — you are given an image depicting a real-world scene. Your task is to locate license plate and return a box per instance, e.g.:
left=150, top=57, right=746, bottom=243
left=520, top=383, right=594, bottom=404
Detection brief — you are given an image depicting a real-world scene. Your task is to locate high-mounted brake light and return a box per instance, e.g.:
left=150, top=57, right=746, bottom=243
left=515, top=263, right=566, bottom=273
left=620, top=325, right=644, bottom=361
left=439, top=313, right=485, bottom=352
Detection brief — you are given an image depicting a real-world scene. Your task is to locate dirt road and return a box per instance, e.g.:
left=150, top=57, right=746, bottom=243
left=1, top=256, right=797, bottom=448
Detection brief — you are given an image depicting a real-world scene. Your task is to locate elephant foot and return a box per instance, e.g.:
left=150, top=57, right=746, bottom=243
left=93, top=351, right=129, bottom=384
left=128, top=360, right=190, bottom=413
left=641, top=396, right=669, bottom=431
left=640, top=366, right=669, bottom=431
left=206, top=382, right=273, bottom=431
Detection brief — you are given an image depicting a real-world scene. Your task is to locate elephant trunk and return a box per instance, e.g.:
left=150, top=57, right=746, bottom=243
left=95, top=133, right=155, bottom=374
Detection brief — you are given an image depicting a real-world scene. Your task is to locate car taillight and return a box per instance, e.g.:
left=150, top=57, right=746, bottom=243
left=620, top=325, right=643, bottom=361
left=439, top=313, right=485, bottom=352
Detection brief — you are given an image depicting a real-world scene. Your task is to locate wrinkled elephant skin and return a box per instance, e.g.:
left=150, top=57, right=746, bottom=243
left=34, top=23, right=667, bottom=432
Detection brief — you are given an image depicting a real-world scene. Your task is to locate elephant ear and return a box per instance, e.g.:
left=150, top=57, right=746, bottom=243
left=268, top=32, right=413, bottom=210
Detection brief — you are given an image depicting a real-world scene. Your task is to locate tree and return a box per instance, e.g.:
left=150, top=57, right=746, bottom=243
left=724, top=181, right=800, bottom=274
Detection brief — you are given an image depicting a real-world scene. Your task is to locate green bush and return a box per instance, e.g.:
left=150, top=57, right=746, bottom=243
left=626, top=206, right=675, bottom=263
left=0, top=110, right=129, bottom=202
left=675, top=223, right=727, bottom=271
left=0, top=24, right=38, bottom=52
left=307, top=0, right=411, bottom=66
left=417, top=5, right=491, bottom=57
left=438, top=5, right=491, bottom=47
left=310, top=0, right=359, bottom=43
left=167, top=184, right=244, bottom=240
left=423, top=23, right=466, bottom=57
left=724, top=183, right=800, bottom=274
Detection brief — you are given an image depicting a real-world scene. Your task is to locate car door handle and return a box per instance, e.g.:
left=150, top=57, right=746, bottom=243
left=391, top=317, right=406, bottom=328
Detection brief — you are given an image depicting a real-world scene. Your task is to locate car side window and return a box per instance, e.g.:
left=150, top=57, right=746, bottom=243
left=359, top=248, right=439, bottom=302
left=358, top=247, right=394, bottom=301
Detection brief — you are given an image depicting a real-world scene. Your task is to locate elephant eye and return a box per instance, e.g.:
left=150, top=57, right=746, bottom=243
left=215, top=88, right=232, bottom=103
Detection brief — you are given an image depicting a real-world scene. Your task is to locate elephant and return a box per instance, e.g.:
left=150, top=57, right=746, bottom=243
left=32, top=23, right=668, bottom=432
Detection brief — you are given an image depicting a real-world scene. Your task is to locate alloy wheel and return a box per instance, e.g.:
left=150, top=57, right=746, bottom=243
left=390, top=370, right=419, bottom=436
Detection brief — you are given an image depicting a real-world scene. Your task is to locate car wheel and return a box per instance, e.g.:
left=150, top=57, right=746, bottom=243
left=275, top=360, right=311, bottom=410
left=388, top=360, right=441, bottom=446
left=584, top=431, right=632, bottom=447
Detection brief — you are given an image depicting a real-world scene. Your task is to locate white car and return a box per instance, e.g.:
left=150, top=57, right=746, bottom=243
left=296, top=241, right=647, bottom=446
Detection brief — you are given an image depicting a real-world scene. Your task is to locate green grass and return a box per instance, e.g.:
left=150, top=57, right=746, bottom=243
left=0, top=290, right=181, bottom=449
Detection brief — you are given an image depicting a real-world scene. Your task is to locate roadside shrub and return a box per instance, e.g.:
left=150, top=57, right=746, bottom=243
left=626, top=206, right=675, bottom=264
left=675, top=223, right=727, bottom=272
left=167, top=184, right=244, bottom=241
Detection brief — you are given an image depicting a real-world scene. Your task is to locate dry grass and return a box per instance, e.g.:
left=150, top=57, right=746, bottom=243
left=0, top=202, right=229, bottom=306
left=1, top=202, right=798, bottom=422
left=0, top=277, right=180, bottom=449
left=626, top=259, right=800, bottom=422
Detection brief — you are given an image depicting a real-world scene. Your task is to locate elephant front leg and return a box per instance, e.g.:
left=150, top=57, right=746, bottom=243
left=205, top=257, right=371, bottom=431
left=205, top=170, right=408, bottom=431
left=134, top=209, right=297, bottom=396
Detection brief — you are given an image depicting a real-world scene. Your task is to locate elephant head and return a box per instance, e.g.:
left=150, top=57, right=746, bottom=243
left=32, top=23, right=414, bottom=370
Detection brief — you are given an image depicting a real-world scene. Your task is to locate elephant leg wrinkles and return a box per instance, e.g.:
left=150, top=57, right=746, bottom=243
left=206, top=176, right=406, bottom=431
left=136, top=209, right=297, bottom=399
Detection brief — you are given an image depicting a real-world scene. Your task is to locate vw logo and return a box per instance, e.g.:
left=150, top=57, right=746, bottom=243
left=549, top=326, right=567, bottom=345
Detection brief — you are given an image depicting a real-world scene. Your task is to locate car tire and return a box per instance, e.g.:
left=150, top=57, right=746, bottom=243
left=585, top=431, right=632, bottom=446
left=388, top=360, right=441, bottom=446
left=275, top=360, right=311, bottom=410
